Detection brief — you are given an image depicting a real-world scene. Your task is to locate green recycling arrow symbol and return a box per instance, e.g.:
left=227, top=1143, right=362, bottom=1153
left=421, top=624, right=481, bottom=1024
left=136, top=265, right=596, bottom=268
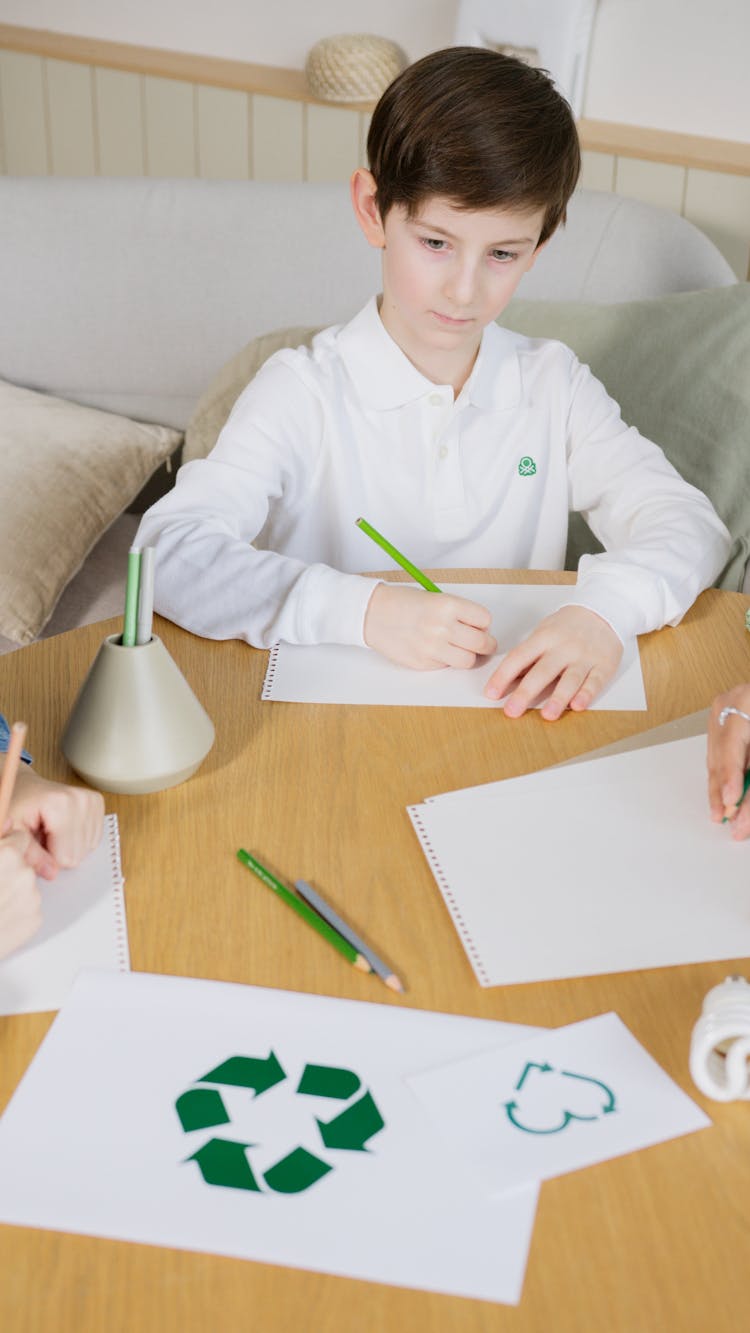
left=504, top=1100, right=598, bottom=1135
left=177, top=1052, right=385, bottom=1195
left=503, top=1061, right=617, bottom=1134
left=200, top=1051, right=286, bottom=1096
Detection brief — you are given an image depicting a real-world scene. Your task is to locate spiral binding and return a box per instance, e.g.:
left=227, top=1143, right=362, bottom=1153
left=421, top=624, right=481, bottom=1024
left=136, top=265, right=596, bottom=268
left=408, top=805, right=491, bottom=986
left=262, top=644, right=281, bottom=700
left=105, top=813, right=130, bottom=973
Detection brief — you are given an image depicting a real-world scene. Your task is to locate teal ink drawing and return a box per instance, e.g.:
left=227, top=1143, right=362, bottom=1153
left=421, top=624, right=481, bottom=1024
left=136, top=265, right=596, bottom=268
left=517, top=456, right=537, bottom=476
left=503, top=1061, right=617, bottom=1135
left=176, top=1051, right=385, bottom=1194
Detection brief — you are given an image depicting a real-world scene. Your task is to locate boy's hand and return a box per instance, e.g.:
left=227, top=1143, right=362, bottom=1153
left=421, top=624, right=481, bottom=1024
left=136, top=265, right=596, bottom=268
left=707, top=685, right=750, bottom=840
left=484, top=605, right=623, bottom=720
left=364, top=583, right=497, bottom=670
left=0, top=828, right=43, bottom=959
left=6, top=766, right=105, bottom=879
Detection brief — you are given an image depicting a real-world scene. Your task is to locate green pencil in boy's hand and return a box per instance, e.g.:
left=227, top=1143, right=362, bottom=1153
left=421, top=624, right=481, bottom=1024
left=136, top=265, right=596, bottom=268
left=355, top=517, right=441, bottom=593
left=236, top=849, right=371, bottom=973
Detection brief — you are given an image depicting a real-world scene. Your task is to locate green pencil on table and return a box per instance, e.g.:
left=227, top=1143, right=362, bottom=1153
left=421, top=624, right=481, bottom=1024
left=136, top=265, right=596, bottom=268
left=355, top=516, right=441, bottom=594
left=237, top=850, right=371, bottom=974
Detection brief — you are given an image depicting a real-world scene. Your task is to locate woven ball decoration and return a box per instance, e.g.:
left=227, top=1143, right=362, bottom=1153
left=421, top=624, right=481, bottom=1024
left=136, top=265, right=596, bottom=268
left=305, top=34, right=407, bottom=103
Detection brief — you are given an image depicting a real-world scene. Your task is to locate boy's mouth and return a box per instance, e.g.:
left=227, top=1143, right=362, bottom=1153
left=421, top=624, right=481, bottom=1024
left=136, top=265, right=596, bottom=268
left=431, top=310, right=474, bottom=327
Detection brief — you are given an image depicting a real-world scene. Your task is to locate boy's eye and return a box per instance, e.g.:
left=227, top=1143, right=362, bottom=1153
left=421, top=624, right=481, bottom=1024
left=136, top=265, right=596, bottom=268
left=491, top=249, right=517, bottom=262
left=420, top=237, right=447, bottom=250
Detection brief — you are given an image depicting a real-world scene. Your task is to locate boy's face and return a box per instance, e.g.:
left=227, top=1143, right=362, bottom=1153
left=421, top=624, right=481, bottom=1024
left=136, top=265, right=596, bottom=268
left=352, top=172, right=546, bottom=389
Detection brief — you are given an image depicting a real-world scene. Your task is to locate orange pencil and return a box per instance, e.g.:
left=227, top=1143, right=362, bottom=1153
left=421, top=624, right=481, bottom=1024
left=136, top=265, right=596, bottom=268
left=0, top=721, right=28, bottom=833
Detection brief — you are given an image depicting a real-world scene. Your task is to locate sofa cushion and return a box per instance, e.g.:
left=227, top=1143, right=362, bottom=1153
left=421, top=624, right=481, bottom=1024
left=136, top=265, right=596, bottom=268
left=0, top=380, right=181, bottom=645
left=184, top=326, right=320, bottom=465
left=183, top=285, right=750, bottom=592
left=500, top=283, right=750, bottom=592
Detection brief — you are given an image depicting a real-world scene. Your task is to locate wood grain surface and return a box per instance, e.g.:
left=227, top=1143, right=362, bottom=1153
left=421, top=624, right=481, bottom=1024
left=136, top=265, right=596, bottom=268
left=1, top=571, right=749, bottom=1333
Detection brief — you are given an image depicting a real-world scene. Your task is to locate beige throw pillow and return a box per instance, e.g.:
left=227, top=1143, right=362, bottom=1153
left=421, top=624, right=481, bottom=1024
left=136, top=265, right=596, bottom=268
left=0, top=380, right=182, bottom=644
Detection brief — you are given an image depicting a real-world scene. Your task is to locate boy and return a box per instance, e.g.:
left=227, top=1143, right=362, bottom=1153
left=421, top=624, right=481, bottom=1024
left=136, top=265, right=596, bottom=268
left=138, top=48, right=729, bottom=721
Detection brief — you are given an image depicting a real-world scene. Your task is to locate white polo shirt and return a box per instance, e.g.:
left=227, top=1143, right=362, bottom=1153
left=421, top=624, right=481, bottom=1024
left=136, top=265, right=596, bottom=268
left=137, top=297, right=730, bottom=648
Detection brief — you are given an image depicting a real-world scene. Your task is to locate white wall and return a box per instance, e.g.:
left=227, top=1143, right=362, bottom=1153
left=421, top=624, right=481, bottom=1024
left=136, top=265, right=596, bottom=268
left=2, top=0, right=749, bottom=142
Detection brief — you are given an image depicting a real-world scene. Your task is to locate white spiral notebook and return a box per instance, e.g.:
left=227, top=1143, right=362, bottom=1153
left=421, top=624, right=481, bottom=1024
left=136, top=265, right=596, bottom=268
left=408, top=734, right=750, bottom=988
left=0, top=813, right=129, bottom=1016
left=261, top=584, right=647, bottom=710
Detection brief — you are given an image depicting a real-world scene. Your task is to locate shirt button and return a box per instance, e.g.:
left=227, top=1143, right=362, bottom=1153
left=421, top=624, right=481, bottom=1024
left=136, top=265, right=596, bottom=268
left=438, top=445, right=449, bottom=460
left=428, top=393, right=443, bottom=407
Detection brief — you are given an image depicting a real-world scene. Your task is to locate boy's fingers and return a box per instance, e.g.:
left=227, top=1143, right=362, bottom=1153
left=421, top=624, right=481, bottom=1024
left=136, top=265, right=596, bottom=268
left=503, top=658, right=563, bottom=717
left=568, top=663, right=614, bottom=713
left=453, top=597, right=492, bottom=631
left=452, top=622, right=497, bottom=658
left=540, top=665, right=590, bottom=720
left=484, top=644, right=538, bottom=701
left=441, top=643, right=482, bottom=671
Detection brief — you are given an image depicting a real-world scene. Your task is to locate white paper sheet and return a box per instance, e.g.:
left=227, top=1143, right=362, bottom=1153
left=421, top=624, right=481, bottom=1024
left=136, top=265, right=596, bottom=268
left=0, top=814, right=128, bottom=1015
left=407, top=1013, right=710, bottom=1193
left=0, top=970, right=541, bottom=1306
left=408, top=734, right=750, bottom=987
left=262, top=584, right=646, bottom=710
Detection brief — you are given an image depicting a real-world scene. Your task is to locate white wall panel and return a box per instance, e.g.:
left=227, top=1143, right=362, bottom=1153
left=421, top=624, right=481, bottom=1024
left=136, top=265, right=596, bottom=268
left=0, top=49, right=48, bottom=174
left=143, top=75, right=196, bottom=177
left=46, top=58, right=96, bottom=174
left=95, top=67, right=144, bottom=175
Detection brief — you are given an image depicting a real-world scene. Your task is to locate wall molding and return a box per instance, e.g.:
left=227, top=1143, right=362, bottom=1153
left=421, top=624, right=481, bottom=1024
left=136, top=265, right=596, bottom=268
left=2, top=22, right=749, bottom=175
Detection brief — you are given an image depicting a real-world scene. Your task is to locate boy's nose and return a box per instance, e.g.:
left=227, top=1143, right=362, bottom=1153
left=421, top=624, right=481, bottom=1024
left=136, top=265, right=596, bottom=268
left=444, top=262, right=479, bottom=309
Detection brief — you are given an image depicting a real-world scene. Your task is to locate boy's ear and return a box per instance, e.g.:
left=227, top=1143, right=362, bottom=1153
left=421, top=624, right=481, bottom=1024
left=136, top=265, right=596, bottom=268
left=350, top=168, right=386, bottom=248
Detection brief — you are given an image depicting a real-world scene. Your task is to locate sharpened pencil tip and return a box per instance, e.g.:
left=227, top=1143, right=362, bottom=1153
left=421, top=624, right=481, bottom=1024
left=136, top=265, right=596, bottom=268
left=355, top=955, right=373, bottom=973
left=385, top=975, right=404, bottom=992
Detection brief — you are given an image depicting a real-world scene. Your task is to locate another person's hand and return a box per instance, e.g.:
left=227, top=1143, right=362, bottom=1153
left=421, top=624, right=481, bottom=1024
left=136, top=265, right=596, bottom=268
left=0, top=828, right=42, bottom=958
left=364, top=583, right=497, bottom=670
left=484, top=605, right=623, bottom=720
left=4, top=765, right=104, bottom=879
left=707, top=684, right=750, bottom=841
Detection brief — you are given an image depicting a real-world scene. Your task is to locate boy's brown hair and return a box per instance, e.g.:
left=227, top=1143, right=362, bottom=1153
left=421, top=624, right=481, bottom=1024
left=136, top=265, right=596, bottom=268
left=367, top=47, right=580, bottom=246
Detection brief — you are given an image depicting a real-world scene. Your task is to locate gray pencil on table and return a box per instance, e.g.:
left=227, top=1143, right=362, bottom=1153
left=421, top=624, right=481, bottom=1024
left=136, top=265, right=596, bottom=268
left=294, top=879, right=404, bottom=993
left=135, top=545, right=155, bottom=645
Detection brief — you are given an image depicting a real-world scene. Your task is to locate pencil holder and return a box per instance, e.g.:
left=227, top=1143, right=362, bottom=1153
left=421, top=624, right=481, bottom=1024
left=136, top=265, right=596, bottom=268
left=61, top=634, right=215, bottom=795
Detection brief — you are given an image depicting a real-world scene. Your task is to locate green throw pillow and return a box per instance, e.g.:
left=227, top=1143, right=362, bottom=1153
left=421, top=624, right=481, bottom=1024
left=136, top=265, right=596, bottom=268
left=500, top=284, right=750, bottom=590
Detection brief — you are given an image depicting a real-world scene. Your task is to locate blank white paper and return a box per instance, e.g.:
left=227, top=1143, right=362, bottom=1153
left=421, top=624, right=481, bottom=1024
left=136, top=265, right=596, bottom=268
left=0, top=814, right=128, bottom=1016
left=0, top=970, right=541, bottom=1305
left=408, top=734, right=750, bottom=986
left=262, top=584, right=646, bottom=710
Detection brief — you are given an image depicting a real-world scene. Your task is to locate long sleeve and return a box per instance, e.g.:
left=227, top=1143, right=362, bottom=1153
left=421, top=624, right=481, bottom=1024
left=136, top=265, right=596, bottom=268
left=560, top=357, right=730, bottom=641
left=136, top=356, right=380, bottom=649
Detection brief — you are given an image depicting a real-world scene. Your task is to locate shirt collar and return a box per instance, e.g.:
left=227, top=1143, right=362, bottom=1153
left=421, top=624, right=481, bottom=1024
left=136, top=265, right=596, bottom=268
left=337, top=297, right=522, bottom=412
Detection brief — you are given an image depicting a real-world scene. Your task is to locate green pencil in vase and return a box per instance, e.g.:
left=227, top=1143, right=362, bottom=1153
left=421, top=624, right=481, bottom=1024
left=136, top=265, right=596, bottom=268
left=355, top=516, right=441, bottom=594
left=122, top=545, right=142, bottom=647
left=237, top=849, right=371, bottom=973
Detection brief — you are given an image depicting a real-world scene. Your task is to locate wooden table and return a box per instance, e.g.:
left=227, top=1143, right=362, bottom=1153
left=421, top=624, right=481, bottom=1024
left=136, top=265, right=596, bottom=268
left=1, top=571, right=750, bottom=1333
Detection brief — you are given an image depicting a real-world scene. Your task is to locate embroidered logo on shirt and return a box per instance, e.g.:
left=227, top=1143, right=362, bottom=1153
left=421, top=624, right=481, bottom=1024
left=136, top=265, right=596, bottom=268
left=518, top=456, right=537, bottom=477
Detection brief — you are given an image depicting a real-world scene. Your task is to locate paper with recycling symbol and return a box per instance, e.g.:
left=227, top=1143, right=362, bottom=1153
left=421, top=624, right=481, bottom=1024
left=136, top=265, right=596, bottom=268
left=0, top=969, right=542, bottom=1305
left=406, top=1013, right=710, bottom=1194
left=176, top=1055, right=385, bottom=1194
